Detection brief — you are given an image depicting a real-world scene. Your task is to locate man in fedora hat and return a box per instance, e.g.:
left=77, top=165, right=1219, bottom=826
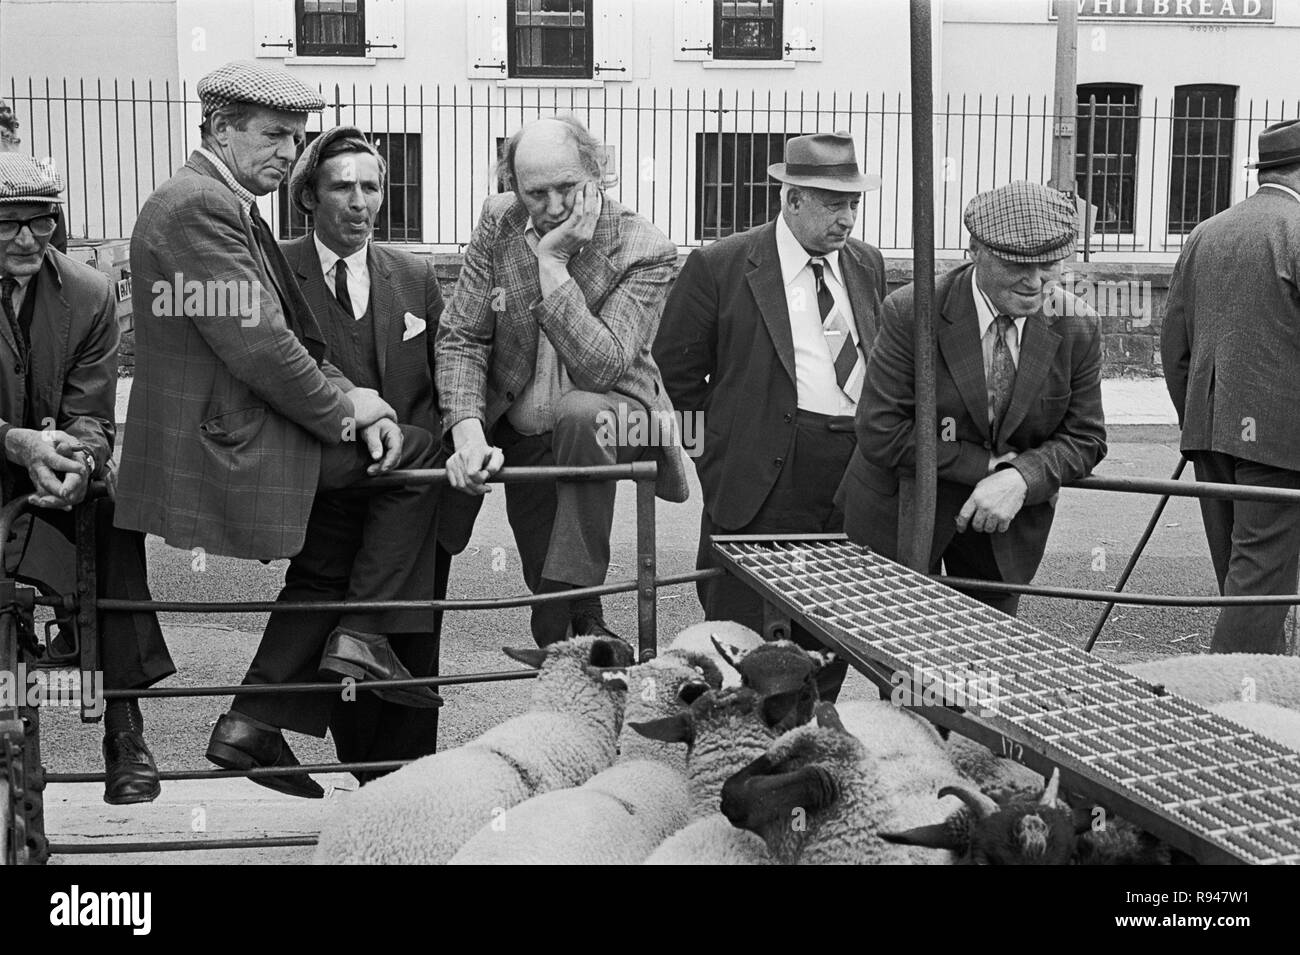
left=1163, top=118, right=1300, bottom=654
left=117, top=62, right=443, bottom=798
left=839, top=180, right=1106, bottom=616
left=656, top=130, right=885, bottom=681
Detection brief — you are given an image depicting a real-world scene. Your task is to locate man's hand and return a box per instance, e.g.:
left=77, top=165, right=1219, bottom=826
left=447, top=419, right=504, bottom=496
left=3, top=428, right=90, bottom=511
left=347, top=387, right=398, bottom=429
left=360, top=418, right=403, bottom=475
left=955, top=467, right=1029, bottom=535
left=536, top=182, right=601, bottom=297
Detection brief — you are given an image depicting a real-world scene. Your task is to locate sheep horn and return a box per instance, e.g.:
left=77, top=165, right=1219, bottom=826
left=880, top=822, right=964, bottom=852
left=1039, top=768, right=1061, bottom=807
left=710, top=634, right=748, bottom=672
left=814, top=701, right=847, bottom=733
left=938, top=785, right=1000, bottom=821
left=503, top=646, right=548, bottom=669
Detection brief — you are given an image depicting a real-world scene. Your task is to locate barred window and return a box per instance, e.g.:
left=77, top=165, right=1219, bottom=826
left=297, top=0, right=365, bottom=57
left=714, top=0, right=783, bottom=61
left=1168, top=84, right=1236, bottom=235
left=1076, top=83, right=1140, bottom=234
left=509, top=0, right=593, bottom=79
left=695, top=132, right=798, bottom=240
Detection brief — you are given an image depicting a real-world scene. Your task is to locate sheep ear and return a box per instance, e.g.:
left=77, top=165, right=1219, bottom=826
left=588, top=637, right=635, bottom=669
left=503, top=646, right=548, bottom=669
left=710, top=635, right=748, bottom=672
left=814, top=701, right=846, bottom=733
left=880, top=822, right=964, bottom=851
left=629, top=713, right=692, bottom=744
left=813, top=653, right=841, bottom=699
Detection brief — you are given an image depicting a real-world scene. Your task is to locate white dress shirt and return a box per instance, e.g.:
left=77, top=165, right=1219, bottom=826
left=314, top=233, right=371, bottom=320
left=774, top=214, right=860, bottom=416
left=506, top=216, right=575, bottom=435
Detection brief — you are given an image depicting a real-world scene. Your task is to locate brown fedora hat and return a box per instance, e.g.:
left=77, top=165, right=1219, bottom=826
left=768, top=131, right=881, bottom=192
left=1247, top=118, right=1300, bottom=169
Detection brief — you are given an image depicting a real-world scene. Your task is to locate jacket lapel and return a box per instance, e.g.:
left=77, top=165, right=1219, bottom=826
left=999, top=309, right=1062, bottom=443
left=28, top=253, right=70, bottom=423
left=494, top=202, right=541, bottom=373
left=838, top=241, right=880, bottom=359
left=938, top=265, right=993, bottom=439
left=745, top=222, right=797, bottom=387
left=567, top=200, right=620, bottom=307
left=368, top=245, right=393, bottom=381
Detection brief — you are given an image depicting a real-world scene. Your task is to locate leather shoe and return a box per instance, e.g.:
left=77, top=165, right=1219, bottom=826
left=572, top=612, right=622, bottom=641
left=205, top=712, right=324, bottom=799
left=103, top=730, right=161, bottom=805
left=318, top=626, right=443, bottom=709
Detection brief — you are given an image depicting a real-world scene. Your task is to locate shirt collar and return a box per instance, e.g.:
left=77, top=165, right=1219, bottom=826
left=313, top=232, right=369, bottom=276
left=775, top=213, right=842, bottom=288
left=196, top=145, right=257, bottom=210
left=1258, top=182, right=1300, bottom=204
left=971, top=267, right=1027, bottom=339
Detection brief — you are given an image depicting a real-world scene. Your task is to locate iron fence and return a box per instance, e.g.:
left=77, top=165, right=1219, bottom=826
left=4, top=77, right=1299, bottom=257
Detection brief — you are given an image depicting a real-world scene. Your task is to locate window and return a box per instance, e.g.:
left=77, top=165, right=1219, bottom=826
left=508, top=0, right=593, bottom=79
left=279, top=131, right=422, bottom=242
left=714, top=0, right=783, bottom=60
left=1076, top=83, right=1140, bottom=233
left=695, top=132, right=798, bottom=240
left=1168, top=85, right=1236, bottom=235
left=297, top=0, right=366, bottom=57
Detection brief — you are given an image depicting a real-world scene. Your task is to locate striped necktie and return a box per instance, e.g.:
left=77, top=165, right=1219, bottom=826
left=809, top=257, right=862, bottom=401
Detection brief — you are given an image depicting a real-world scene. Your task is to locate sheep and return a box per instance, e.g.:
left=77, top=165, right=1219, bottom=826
left=446, top=649, right=721, bottom=865
left=312, top=635, right=634, bottom=865
left=667, top=620, right=764, bottom=687
left=719, top=701, right=963, bottom=864
left=1210, top=699, right=1300, bottom=752
left=1121, top=653, right=1300, bottom=709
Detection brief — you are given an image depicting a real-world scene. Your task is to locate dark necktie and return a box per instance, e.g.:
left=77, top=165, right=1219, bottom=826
left=1, top=276, right=26, bottom=375
left=809, top=258, right=859, bottom=396
left=989, top=315, right=1017, bottom=440
left=334, top=259, right=353, bottom=317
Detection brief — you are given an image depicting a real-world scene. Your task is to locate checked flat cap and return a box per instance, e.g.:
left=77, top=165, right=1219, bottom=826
left=964, top=180, right=1076, bottom=263
left=0, top=153, right=64, bottom=204
left=288, top=125, right=384, bottom=217
left=197, top=60, right=325, bottom=119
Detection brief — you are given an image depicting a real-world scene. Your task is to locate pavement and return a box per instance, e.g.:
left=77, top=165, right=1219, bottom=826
left=32, top=373, right=1190, bottom=865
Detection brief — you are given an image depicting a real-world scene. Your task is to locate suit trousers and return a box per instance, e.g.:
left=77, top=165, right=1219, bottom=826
left=1189, top=450, right=1300, bottom=654
left=8, top=494, right=174, bottom=690
left=494, top=390, right=650, bottom=591
left=234, top=424, right=444, bottom=738
left=696, top=414, right=855, bottom=699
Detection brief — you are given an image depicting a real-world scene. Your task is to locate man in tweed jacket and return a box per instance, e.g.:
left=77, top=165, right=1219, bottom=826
left=116, top=62, right=441, bottom=797
left=436, top=115, right=688, bottom=646
left=839, top=182, right=1106, bottom=615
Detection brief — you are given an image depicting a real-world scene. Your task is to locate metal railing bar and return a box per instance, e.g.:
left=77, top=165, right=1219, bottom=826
left=936, top=574, right=1300, bottom=607
left=50, top=837, right=319, bottom=853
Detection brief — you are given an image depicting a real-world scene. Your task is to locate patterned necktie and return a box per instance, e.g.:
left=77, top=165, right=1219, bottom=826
left=808, top=258, right=861, bottom=401
left=0, top=276, right=25, bottom=375
left=334, top=259, right=353, bottom=318
left=989, top=315, right=1017, bottom=440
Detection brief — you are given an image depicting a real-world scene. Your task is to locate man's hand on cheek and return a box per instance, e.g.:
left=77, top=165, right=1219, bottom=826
left=537, top=181, right=601, bottom=263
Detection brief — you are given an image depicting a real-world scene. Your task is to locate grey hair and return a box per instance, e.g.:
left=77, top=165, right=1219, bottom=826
left=496, top=113, right=612, bottom=193
left=781, top=182, right=857, bottom=209
left=198, top=101, right=260, bottom=144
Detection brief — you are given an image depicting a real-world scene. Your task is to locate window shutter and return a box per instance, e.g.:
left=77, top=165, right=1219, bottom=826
left=466, top=0, right=508, bottom=78
left=253, top=0, right=296, bottom=57
left=366, top=0, right=405, bottom=58
left=594, top=2, right=633, bottom=80
left=674, top=0, right=713, bottom=61
left=783, top=0, right=822, bottom=62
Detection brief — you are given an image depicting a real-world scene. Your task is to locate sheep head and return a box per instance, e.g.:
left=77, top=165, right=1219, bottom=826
left=710, top=637, right=838, bottom=730
left=627, top=684, right=809, bottom=751
left=881, top=768, right=1079, bottom=865
left=626, top=650, right=722, bottom=717
left=504, top=635, right=635, bottom=699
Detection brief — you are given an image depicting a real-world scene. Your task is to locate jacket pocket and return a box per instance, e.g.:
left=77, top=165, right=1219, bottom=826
left=199, top=406, right=267, bottom=447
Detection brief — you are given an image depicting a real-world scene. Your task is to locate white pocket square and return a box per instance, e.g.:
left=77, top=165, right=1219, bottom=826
left=402, top=312, right=426, bottom=341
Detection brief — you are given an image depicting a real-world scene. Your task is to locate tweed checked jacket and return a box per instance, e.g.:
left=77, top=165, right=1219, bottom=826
left=435, top=192, right=689, bottom=505
left=0, top=249, right=117, bottom=494
left=1162, top=188, right=1300, bottom=472
left=115, top=151, right=355, bottom=560
left=839, top=263, right=1106, bottom=583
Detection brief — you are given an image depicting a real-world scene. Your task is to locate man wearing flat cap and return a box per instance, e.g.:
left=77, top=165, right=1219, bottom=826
left=266, top=125, right=450, bottom=779
left=1163, top=119, right=1300, bottom=654
left=656, top=131, right=884, bottom=678
left=117, top=62, right=443, bottom=798
left=840, top=180, right=1106, bottom=615
left=0, top=153, right=174, bottom=805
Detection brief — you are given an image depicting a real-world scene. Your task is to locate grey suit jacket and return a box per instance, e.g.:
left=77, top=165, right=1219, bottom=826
left=1163, top=187, right=1300, bottom=471
left=116, top=151, right=355, bottom=560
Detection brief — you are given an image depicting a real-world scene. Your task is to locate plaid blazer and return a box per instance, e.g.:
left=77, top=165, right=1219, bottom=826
left=435, top=192, right=689, bottom=508
left=115, top=152, right=355, bottom=560
left=839, top=263, right=1106, bottom=583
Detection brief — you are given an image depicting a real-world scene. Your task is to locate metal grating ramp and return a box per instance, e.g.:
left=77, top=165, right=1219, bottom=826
left=712, top=535, right=1300, bottom=865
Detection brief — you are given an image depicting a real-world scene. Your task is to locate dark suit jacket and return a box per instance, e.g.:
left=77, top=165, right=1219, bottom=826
left=435, top=193, right=688, bottom=503
left=1162, top=188, right=1300, bottom=471
left=116, top=151, right=355, bottom=560
left=655, top=219, right=885, bottom=529
left=840, top=263, right=1107, bottom=583
left=0, top=248, right=116, bottom=485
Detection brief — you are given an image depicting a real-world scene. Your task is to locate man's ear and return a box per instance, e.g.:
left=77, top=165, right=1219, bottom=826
left=301, top=187, right=317, bottom=213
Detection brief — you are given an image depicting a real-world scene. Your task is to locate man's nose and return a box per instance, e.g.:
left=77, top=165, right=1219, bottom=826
left=348, top=186, right=365, bottom=210
left=546, top=190, right=567, bottom=218
left=837, top=207, right=858, bottom=229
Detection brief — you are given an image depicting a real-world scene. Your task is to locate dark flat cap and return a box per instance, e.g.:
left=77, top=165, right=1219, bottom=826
left=964, top=181, right=1076, bottom=263
left=287, top=125, right=384, bottom=216
left=0, top=153, right=64, bottom=204
left=197, top=60, right=325, bottom=119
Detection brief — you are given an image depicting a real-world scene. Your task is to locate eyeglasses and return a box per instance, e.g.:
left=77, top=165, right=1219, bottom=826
left=0, top=213, right=58, bottom=241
